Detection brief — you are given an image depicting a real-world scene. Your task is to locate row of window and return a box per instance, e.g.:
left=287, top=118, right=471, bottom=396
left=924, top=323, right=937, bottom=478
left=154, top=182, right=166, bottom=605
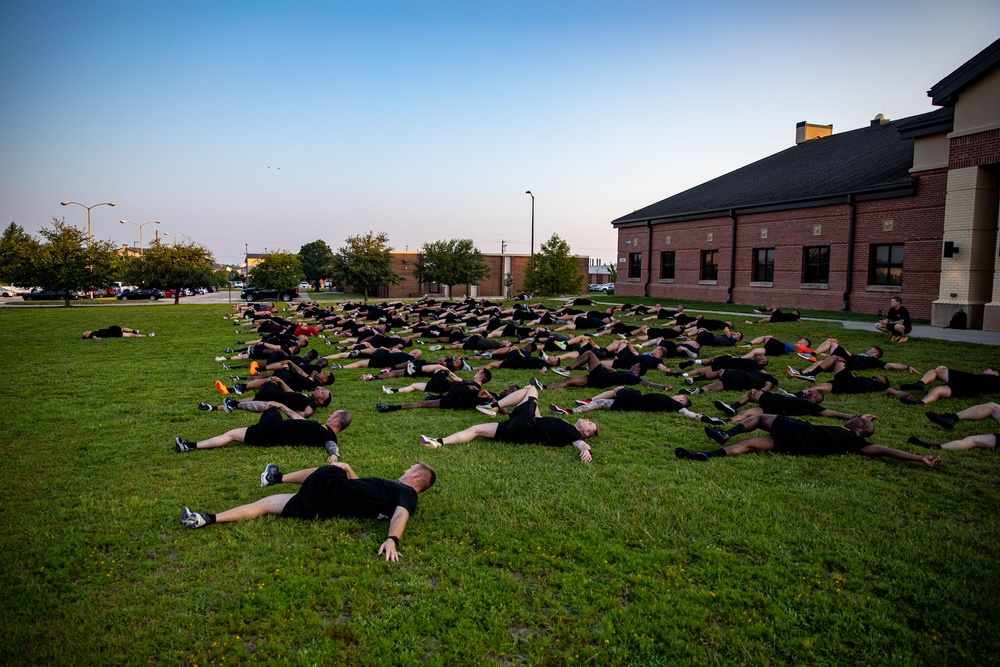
left=627, top=244, right=904, bottom=286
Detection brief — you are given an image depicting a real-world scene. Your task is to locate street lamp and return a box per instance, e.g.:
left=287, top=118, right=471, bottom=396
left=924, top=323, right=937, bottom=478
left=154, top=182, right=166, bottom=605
left=160, top=231, right=189, bottom=246
left=525, top=191, right=534, bottom=265
left=119, top=219, right=160, bottom=254
left=61, top=200, right=116, bottom=245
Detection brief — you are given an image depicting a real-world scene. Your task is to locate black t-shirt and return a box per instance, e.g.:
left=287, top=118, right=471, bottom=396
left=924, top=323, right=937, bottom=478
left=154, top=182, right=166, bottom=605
left=244, top=407, right=337, bottom=449
left=711, top=355, right=764, bottom=372
left=771, top=417, right=869, bottom=456
left=831, top=369, right=885, bottom=394
left=282, top=466, right=418, bottom=520
left=611, top=388, right=683, bottom=412
left=758, top=392, right=825, bottom=416
left=833, top=346, right=887, bottom=370
left=887, top=306, right=912, bottom=333
left=494, top=399, right=581, bottom=447
left=254, top=382, right=315, bottom=413
left=588, top=365, right=641, bottom=388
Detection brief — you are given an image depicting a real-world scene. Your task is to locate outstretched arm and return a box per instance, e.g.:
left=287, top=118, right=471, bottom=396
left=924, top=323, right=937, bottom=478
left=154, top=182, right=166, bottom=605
left=572, top=440, right=592, bottom=462
left=884, top=363, right=918, bottom=373
left=858, top=444, right=941, bottom=468
left=377, top=506, right=411, bottom=562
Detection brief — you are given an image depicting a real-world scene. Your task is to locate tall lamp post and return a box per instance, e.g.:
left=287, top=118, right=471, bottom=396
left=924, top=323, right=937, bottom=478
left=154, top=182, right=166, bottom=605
left=61, top=200, right=116, bottom=245
left=119, top=219, right=160, bottom=254
left=160, top=231, right=188, bottom=246
left=525, top=190, right=534, bottom=265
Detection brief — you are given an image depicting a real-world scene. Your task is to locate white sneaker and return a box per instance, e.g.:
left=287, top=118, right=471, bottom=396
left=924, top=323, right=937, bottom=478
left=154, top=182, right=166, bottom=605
left=419, top=435, right=442, bottom=449
left=215, top=356, right=226, bottom=361
left=476, top=405, right=497, bottom=418
left=382, top=385, right=394, bottom=394
left=428, top=345, right=442, bottom=351
left=552, top=367, right=570, bottom=377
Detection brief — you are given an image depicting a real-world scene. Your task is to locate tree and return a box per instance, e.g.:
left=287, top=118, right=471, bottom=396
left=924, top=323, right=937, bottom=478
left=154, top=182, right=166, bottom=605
left=607, top=263, right=617, bottom=282
left=30, top=219, right=123, bottom=306
left=0, top=222, right=42, bottom=287
left=250, top=251, right=304, bottom=290
left=298, top=240, right=335, bottom=286
left=523, top=234, right=583, bottom=297
left=127, top=240, right=217, bottom=304
left=413, top=239, right=491, bottom=296
left=329, top=231, right=402, bottom=300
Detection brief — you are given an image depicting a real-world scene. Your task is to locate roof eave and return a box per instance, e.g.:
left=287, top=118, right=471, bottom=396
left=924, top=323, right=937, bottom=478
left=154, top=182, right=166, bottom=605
left=928, top=37, right=1000, bottom=107
left=611, top=179, right=917, bottom=228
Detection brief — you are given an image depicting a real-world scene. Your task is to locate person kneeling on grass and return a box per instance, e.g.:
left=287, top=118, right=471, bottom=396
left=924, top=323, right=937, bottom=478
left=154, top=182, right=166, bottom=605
left=175, top=402, right=350, bottom=464
left=675, top=414, right=940, bottom=468
left=419, top=384, right=597, bottom=462
left=180, top=461, right=435, bottom=562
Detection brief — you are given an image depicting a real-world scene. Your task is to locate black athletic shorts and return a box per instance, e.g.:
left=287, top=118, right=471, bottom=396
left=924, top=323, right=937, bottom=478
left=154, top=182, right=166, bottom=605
left=425, top=370, right=452, bottom=394
left=281, top=465, right=346, bottom=519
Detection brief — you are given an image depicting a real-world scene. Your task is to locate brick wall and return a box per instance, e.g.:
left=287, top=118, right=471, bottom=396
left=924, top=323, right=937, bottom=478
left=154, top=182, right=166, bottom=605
left=614, top=170, right=947, bottom=319
left=949, top=128, right=1000, bottom=169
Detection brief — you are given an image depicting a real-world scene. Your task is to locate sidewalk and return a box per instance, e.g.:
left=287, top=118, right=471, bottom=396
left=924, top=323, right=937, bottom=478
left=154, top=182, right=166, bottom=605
left=586, top=300, right=1000, bottom=346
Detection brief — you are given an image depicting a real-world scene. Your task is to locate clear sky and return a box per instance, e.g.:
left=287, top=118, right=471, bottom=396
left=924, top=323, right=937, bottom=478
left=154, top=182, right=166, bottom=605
left=1, top=1, right=998, bottom=267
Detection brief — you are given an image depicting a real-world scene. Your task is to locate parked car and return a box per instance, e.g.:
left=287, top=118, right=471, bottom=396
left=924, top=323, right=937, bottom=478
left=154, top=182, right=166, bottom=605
left=117, top=288, right=165, bottom=301
left=230, top=280, right=245, bottom=288
left=240, top=286, right=299, bottom=302
left=587, top=284, right=601, bottom=292
left=598, top=282, right=615, bottom=292
left=0, top=286, right=23, bottom=297
left=299, top=281, right=310, bottom=289
left=22, top=289, right=82, bottom=301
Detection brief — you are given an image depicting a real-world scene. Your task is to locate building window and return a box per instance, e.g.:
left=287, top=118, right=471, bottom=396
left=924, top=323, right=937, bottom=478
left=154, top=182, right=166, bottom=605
left=628, top=253, right=642, bottom=279
left=753, top=248, right=774, bottom=282
left=870, top=243, right=904, bottom=286
left=802, top=246, right=830, bottom=284
left=701, top=250, right=719, bottom=281
left=427, top=281, right=441, bottom=294
left=659, top=251, right=675, bottom=280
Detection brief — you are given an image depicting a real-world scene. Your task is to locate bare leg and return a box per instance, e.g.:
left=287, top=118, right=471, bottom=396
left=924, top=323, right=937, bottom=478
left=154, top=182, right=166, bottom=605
left=442, top=422, right=500, bottom=445
left=918, top=386, right=952, bottom=406
left=195, top=428, right=249, bottom=449
left=214, top=494, right=296, bottom=523
left=397, top=382, right=429, bottom=394
left=956, top=402, right=1000, bottom=424
left=940, top=434, right=997, bottom=451
left=721, top=435, right=776, bottom=456
left=731, top=406, right=764, bottom=423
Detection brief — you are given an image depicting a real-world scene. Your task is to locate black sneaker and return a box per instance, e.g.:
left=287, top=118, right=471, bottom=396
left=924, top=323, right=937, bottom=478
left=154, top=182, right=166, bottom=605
left=704, top=426, right=730, bottom=445
left=908, top=435, right=941, bottom=450
left=701, top=416, right=726, bottom=426
left=223, top=397, right=239, bottom=414
left=234, top=383, right=247, bottom=394
left=714, top=400, right=737, bottom=418
left=549, top=403, right=570, bottom=416
left=925, top=412, right=957, bottom=430
left=180, top=506, right=208, bottom=528
left=175, top=437, right=194, bottom=453
left=675, top=447, right=709, bottom=462
left=260, top=463, right=282, bottom=487
left=679, top=360, right=694, bottom=369
left=197, top=402, right=214, bottom=411
left=376, top=403, right=398, bottom=413
left=225, top=348, right=234, bottom=353
left=530, top=377, right=544, bottom=391
left=680, top=387, right=701, bottom=396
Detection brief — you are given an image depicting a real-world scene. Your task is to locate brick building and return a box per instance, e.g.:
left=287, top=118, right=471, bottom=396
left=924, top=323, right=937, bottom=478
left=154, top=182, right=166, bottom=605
left=371, top=252, right=590, bottom=299
left=611, top=38, right=1000, bottom=329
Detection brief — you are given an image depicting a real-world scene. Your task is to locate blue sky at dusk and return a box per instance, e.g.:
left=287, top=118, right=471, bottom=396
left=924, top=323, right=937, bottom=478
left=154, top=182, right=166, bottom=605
left=2, top=1, right=998, bottom=266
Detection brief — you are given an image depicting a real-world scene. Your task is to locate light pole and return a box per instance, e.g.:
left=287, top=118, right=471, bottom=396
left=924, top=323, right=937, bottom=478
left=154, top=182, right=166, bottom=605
left=160, top=231, right=188, bottom=246
left=525, top=191, right=535, bottom=265
left=61, top=200, right=116, bottom=245
left=119, top=219, right=160, bottom=254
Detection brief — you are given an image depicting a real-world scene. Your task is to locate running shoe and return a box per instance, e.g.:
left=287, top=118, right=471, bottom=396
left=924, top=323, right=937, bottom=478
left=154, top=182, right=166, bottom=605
left=223, top=397, right=239, bottom=414
left=551, top=367, right=570, bottom=377
left=428, top=345, right=442, bottom=351
left=419, top=435, right=442, bottom=449
left=529, top=377, right=544, bottom=391
left=704, top=426, right=730, bottom=445
left=406, top=361, right=416, bottom=376
left=175, top=437, right=194, bottom=453
left=549, top=404, right=570, bottom=416
left=574, top=399, right=592, bottom=406
left=214, top=380, right=229, bottom=395
left=329, top=364, right=343, bottom=370
left=249, top=361, right=259, bottom=376
left=476, top=405, right=497, bottom=418
left=197, top=402, right=213, bottom=411
left=215, top=356, right=226, bottom=361
left=925, top=412, right=957, bottom=430
left=147, top=332, right=156, bottom=337
left=797, top=352, right=816, bottom=362
left=714, top=400, right=737, bottom=417
left=701, top=416, right=726, bottom=426
left=382, top=385, right=395, bottom=394
left=674, top=447, right=709, bottom=462
left=680, top=387, right=701, bottom=396
left=359, top=374, right=375, bottom=381
left=260, top=463, right=282, bottom=487
left=180, top=507, right=208, bottom=528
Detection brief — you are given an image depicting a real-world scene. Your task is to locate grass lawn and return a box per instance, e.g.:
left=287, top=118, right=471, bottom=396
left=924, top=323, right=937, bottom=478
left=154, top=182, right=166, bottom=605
left=1, top=300, right=998, bottom=666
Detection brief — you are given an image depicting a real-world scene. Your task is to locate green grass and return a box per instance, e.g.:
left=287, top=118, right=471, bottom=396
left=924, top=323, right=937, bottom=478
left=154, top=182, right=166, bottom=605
left=1, top=301, right=998, bottom=666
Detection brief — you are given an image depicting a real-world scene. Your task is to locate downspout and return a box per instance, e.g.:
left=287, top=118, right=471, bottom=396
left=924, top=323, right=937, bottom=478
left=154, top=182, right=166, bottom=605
left=843, top=194, right=856, bottom=311
left=644, top=220, right=653, bottom=297
left=727, top=209, right=737, bottom=304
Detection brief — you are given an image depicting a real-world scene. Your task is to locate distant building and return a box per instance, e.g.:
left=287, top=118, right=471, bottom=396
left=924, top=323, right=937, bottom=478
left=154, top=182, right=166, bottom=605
left=611, top=38, right=1000, bottom=330
left=345, top=251, right=590, bottom=299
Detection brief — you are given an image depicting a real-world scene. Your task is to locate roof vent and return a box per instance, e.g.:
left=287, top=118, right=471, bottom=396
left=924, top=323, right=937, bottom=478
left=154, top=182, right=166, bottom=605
left=870, top=113, right=889, bottom=127
left=796, top=121, right=833, bottom=144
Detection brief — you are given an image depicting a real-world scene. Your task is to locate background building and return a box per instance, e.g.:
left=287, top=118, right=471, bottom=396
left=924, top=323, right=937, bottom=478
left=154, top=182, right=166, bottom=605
left=611, top=38, right=1000, bottom=329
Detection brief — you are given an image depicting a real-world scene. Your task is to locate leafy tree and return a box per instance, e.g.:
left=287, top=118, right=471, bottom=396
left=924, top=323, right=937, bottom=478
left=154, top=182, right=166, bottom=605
left=0, top=222, right=42, bottom=287
left=413, top=239, right=490, bottom=295
left=298, top=240, right=335, bottom=286
left=329, top=231, right=402, bottom=300
left=607, top=263, right=617, bottom=282
left=250, top=251, right=304, bottom=290
left=127, top=240, right=216, bottom=304
left=523, top=234, right=583, bottom=297
left=30, top=219, right=122, bottom=306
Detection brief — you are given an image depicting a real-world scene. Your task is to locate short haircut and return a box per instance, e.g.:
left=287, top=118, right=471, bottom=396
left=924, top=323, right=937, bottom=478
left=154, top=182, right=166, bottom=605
left=871, top=347, right=883, bottom=358
left=332, top=409, right=351, bottom=428
left=415, top=461, right=436, bottom=489
left=478, top=369, right=492, bottom=384
left=315, top=389, right=332, bottom=407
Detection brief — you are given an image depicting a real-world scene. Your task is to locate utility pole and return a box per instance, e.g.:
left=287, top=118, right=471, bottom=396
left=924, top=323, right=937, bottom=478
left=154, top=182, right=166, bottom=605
left=501, top=240, right=507, bottom=254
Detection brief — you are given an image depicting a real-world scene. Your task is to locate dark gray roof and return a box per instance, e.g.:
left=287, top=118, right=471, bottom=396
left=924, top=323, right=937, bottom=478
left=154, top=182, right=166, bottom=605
left=929, top=37, right=1000, bottom=107
left=611, top=110, right=946, bottom=227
